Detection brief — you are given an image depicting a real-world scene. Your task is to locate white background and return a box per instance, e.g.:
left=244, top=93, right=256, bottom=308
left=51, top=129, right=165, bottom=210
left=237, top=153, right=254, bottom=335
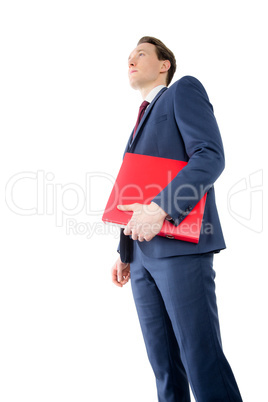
left=1, top=1, right=267, bottom=401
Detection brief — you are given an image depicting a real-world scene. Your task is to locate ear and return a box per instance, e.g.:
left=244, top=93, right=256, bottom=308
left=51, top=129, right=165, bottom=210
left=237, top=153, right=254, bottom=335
left=160, top=60, right=171, bottom=73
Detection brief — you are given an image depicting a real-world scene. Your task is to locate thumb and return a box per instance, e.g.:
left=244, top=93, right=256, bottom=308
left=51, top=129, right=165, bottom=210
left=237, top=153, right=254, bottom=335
left=117, top=204, right=135, bottom=211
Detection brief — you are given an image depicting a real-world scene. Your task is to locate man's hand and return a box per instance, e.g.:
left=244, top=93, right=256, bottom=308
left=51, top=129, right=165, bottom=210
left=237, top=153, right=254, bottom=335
left=111, top=257, right=130, bottom=287
left=117, top=202, right=168, bottom=242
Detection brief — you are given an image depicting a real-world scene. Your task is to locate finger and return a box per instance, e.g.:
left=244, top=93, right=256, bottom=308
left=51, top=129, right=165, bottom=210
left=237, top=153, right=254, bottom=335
left=131, top=231, right=138, bottom=241
left=112, top=270, right=121, bottom=287
left=112, top=272, right=122, bottom=287
left=123, top=225, right=132, bottom=236
left=118, top=269, right=130, bottom=286
left=113, top=279, right=122, bottom=287
left=117, top=262, right=129, bottom=282
left=144, top=234, right=154, bottom=242
left=117, top=267, right=123, bottom=283
left=111, top=262, right=123, bottom=287
left=120, top=274, right=130, bottom=285
left=117, top=204, right=135, bottom=211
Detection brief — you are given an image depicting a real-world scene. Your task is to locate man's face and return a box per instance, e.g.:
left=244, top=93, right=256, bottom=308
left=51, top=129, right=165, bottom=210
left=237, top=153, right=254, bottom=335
left=128, top=43, right=166, bottom=91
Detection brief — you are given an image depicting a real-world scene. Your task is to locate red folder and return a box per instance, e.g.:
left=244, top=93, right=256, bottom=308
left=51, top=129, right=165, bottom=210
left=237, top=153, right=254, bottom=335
left=102, top=153, right=207, bottom=243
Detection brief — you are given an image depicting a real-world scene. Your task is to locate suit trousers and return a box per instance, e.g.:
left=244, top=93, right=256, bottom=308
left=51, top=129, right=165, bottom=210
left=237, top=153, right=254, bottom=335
left=130, top=241, right=243, bottom=402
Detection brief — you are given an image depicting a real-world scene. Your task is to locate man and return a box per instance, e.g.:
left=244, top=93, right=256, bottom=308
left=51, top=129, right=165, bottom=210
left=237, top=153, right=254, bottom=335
left=111, top=36, right=243, bottom=401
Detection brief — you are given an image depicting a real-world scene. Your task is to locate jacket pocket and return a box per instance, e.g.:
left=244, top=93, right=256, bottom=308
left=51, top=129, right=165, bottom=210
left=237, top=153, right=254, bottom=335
left=152, top=114, right=168, bottom=124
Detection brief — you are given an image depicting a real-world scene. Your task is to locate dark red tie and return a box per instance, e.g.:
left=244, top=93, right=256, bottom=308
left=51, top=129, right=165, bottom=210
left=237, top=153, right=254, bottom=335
left=133, top=100, right=150, bottom=138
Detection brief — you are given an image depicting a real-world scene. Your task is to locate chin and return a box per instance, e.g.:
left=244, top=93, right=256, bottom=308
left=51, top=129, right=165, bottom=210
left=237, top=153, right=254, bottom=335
left=129, top=80, right=140, bottom=90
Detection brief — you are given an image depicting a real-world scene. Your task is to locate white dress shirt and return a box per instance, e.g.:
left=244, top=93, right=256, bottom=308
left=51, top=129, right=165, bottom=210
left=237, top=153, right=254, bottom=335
left=145, top=85, right=166, bottom=104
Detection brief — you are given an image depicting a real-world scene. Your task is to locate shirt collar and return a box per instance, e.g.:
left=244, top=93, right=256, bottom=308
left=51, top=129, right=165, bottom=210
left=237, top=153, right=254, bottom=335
left=145, top=85, right=166, bottom=103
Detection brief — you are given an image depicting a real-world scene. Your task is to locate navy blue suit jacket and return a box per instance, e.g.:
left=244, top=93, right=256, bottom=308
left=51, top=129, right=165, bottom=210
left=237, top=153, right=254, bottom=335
left=120, top=76, right=226, bottom=259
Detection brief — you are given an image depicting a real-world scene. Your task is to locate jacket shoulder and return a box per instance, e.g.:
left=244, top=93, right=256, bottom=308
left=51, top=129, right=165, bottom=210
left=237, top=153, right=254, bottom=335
left=169, top=75, right=204, bottom=91
left=168, top=76, right=209, bottom=102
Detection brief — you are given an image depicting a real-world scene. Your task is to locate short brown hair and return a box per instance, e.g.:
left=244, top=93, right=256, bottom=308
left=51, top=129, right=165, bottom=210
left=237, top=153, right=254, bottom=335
left=137, top=36, right=177, bottom=86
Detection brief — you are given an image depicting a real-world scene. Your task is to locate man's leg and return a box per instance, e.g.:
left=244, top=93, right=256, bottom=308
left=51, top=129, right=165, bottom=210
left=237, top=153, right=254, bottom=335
left=138, top=246, right=243, bottom=402
left=130, top=242, right=191, bottom=402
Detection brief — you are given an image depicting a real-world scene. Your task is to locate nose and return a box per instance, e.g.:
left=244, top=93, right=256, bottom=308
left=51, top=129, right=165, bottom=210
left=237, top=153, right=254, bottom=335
left=128, top=55, right=136, bottom=68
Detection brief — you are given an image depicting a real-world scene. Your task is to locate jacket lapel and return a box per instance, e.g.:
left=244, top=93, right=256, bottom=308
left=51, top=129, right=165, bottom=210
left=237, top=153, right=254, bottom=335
left=126, top=87, right=167, bottom=154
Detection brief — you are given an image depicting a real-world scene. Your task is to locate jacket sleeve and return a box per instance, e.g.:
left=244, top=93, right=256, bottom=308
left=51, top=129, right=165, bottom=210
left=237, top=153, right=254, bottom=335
left=152, top=76, right=225, bottom=226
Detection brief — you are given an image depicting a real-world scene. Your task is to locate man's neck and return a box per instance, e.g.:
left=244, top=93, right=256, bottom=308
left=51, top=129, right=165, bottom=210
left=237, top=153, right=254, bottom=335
left=140, top=82, right=167, bottom=99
